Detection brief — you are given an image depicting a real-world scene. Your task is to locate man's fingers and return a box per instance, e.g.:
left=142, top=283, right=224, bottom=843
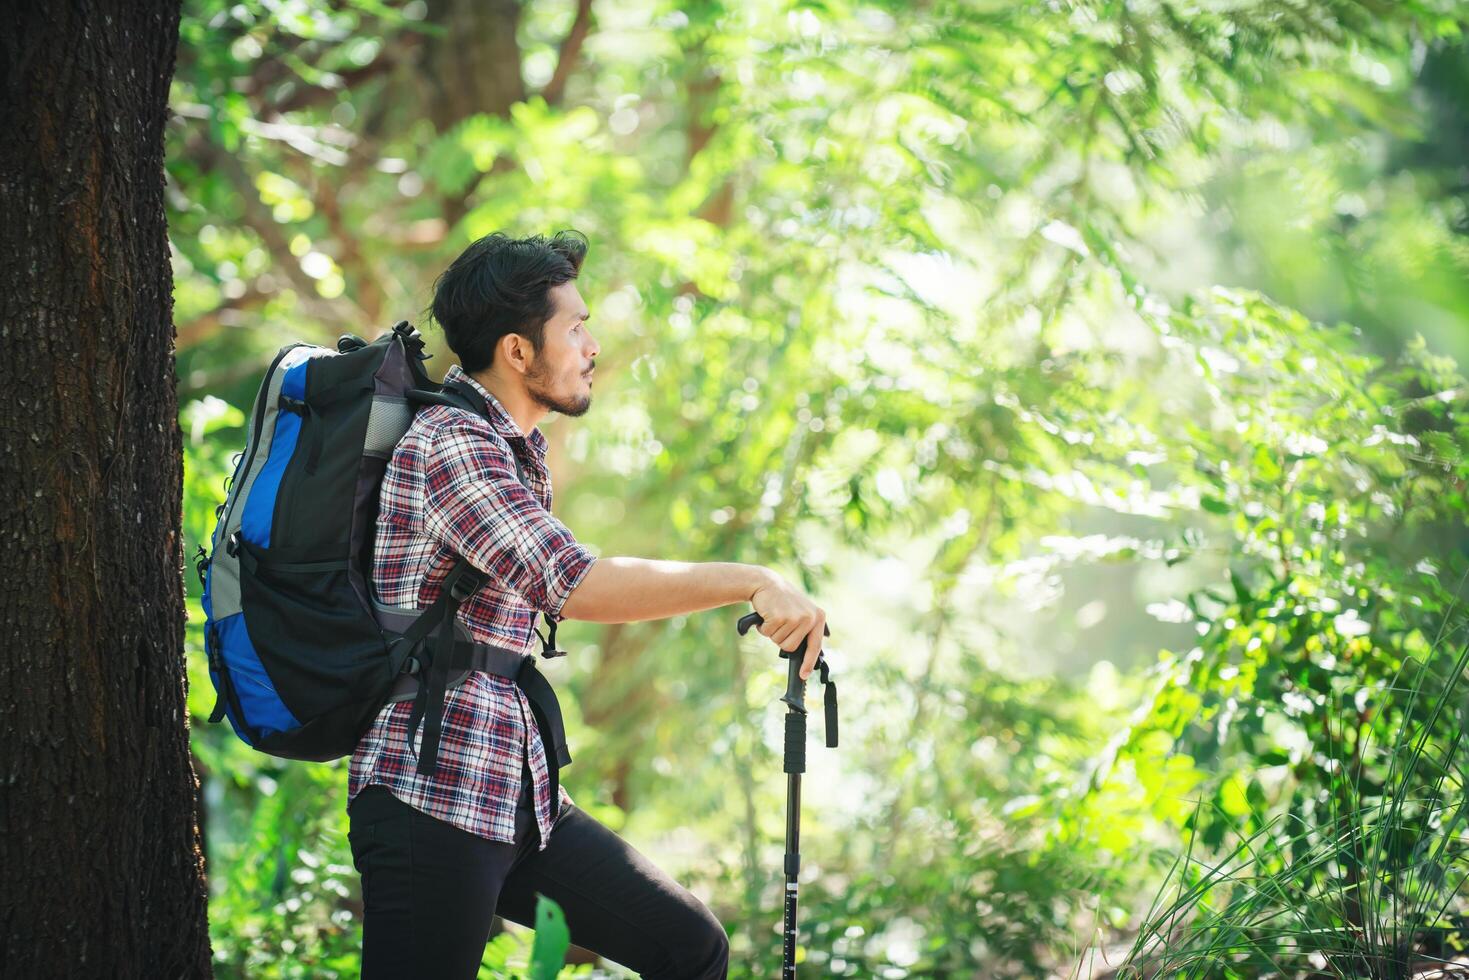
left=801, top=628, right=823, bottom=679
left=775, top=617, right=818, bottom=652
left=802, top=614, right=827, bottom=678
left=762, top=615, right=827, bottom=678
left=772, top=623, right=802, bottom=650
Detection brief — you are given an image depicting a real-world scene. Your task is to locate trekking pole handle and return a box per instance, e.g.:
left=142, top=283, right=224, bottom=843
left=736, top=614, right=830, bottom=713
left=736, top=613, right=830, bottom=646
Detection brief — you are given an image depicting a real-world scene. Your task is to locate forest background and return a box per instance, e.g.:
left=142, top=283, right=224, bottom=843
left=167, top=0, right=1469, bottom=976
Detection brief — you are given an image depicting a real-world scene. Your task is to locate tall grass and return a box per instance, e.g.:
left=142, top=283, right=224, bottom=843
left=1118, top=615, right=1469, bottom=979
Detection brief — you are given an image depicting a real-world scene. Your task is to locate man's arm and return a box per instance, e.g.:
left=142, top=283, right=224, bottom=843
left=559, top=557, right=771, bottom=624
left=419, top=413, right=827, bottom=673
left=562, top=558, right=829, bottom=679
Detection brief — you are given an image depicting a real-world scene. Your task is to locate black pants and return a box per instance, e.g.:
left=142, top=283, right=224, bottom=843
left=347, top=769, right=730, bottom=979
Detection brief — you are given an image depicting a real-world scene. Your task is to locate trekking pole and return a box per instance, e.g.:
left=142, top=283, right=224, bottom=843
left=736, top=613, right=839, bottom=979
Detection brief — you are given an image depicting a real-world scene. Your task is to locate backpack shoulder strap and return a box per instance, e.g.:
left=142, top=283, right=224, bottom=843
left=396, top=376, right=564, bottom=776
left=411, top=379, right=530, bottom=486
left=430, top=377, right=564, bottom=657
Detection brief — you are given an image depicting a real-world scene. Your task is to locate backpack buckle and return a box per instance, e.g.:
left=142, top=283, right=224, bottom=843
left=393, top=320, right=431, bottom=360
left=448, top=568, right=484, bottom=603
left=387, top=636, right=423, bottom=677
left=535, top=617, right=567, bottom=658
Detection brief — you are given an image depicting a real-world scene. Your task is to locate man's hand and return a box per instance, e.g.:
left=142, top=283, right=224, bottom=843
left=749, top=570, right=827, bottom=680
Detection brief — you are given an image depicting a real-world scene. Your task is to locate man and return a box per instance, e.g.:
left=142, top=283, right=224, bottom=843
left=346, top=230, right=829, bottom=979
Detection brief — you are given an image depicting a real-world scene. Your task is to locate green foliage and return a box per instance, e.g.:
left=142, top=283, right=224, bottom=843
left=169, top=0, right=1469, bottom=975
left=1093, top=286, right=1469, bottom=826
left=1120, top=620, right=1469, bottom=978
left=1083, top=290, right=1469, bottom=975
left=527, top=895, right=573, bottom=979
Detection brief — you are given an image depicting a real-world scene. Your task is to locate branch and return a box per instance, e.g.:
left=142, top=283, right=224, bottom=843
left=207, top=141, right=372, bottom=329
left=540, top=0, right=595, bottom=108
left=277, top=120, right=390, bottom=326
left=179, top=349, right=280, bottom=400
left=246, top=33, right=424, bottom=117
left=685, top=66, right=722, bottom=163
left=174, top=284, right=274, bottom=353
left=312, top=171, right=383, bottom=325
left=441, top=155, right=517, bottom=231
left=675, top=48, right=732, bottom=295
left=368, top=216, right=450, bottom=249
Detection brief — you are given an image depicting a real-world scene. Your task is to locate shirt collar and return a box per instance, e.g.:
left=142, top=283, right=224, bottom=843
left=445, top=364, right=548, bottom=455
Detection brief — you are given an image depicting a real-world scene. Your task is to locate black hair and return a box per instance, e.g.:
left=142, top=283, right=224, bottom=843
left=423, top=230, right=589, bottom=373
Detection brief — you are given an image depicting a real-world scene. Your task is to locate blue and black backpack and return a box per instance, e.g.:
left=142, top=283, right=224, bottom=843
left=196, top=322, right=571, bottom=780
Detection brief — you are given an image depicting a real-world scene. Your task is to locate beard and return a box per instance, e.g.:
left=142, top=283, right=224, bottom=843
left=525, top=358, right=592, bottom=417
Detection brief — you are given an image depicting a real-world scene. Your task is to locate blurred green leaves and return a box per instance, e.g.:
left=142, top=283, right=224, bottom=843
left=171, top=0, right=1469, bottom=975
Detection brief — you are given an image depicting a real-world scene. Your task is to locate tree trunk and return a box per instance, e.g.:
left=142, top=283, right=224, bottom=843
left=421, top=0, right=527, bottom=134
left=0, top=3, right=211, bottom=977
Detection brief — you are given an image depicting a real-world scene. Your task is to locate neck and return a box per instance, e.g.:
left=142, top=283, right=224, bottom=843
left=466, top=366, right=543, bottom=437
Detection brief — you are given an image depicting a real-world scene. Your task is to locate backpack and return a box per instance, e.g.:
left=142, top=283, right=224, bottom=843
left=196, top=322, right=570, bottom=779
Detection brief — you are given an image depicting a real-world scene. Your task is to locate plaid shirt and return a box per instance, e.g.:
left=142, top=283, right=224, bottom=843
left=348, top=365, right=597, bottom=849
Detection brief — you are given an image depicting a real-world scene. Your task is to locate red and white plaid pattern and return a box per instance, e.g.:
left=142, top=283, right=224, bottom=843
left=349, top=365, right=597, bottom=849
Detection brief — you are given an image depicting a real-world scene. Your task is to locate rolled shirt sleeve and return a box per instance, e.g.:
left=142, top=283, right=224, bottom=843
left=422, top=418, right=596, bottom=621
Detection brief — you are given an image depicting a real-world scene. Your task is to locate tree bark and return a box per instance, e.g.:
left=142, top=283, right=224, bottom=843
left=0, top=2, right=211, bottom=977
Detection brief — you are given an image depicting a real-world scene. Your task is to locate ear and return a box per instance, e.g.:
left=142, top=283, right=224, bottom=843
left=499, top=332, right=536, bottom=377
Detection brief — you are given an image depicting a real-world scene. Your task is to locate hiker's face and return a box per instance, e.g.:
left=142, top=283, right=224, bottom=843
left=525, top=281, right=599, bottom=418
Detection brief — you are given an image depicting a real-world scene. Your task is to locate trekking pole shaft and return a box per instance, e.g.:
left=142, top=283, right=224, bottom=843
left=783, top=709, right=806, bottom=975
left=784, top=770, right=802, bottom=979
left=735, top=611, right=828, bottom=979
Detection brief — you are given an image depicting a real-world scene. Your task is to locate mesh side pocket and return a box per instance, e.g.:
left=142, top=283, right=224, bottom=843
left=364, top=396, right=412, bottom=458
